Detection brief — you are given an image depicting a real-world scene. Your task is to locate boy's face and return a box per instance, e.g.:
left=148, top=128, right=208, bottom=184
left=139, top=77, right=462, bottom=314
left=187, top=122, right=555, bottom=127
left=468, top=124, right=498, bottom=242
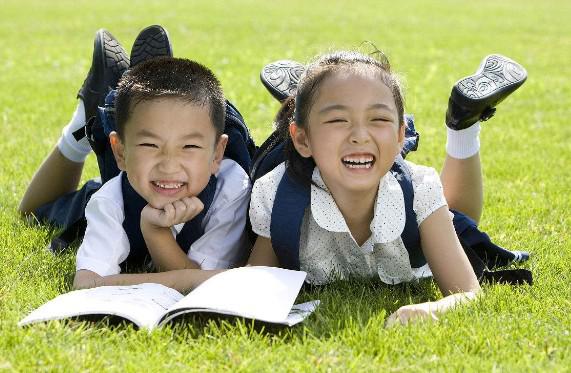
left=110, top=98, right=227, bottom=209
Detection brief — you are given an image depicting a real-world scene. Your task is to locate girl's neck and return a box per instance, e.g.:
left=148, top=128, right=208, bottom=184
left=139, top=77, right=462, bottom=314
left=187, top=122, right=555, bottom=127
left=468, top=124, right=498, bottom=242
left=329, top=186, right=377, bottom=246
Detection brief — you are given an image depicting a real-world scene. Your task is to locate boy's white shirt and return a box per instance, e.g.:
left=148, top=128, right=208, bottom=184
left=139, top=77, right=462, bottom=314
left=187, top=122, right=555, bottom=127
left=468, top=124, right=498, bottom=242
left=249, top=161, right=449, bottom=285
left=76, top=159, right=251, bottom=276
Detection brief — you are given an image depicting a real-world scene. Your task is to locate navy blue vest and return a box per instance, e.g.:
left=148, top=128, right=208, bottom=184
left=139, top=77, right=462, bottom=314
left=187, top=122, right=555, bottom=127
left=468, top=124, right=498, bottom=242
left=119, top=173, right=218, bottom=270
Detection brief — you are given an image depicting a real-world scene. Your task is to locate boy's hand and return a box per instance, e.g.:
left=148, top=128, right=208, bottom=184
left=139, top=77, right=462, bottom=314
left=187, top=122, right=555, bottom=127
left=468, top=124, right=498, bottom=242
left=141, top=197, right=204, bottom=228
left=384, top=302, right=439, bottom=328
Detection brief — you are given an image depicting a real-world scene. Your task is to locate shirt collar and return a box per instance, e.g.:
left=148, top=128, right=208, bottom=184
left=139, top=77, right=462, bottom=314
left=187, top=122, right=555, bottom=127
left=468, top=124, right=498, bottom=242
left=310, top=167, right=406, bottom=243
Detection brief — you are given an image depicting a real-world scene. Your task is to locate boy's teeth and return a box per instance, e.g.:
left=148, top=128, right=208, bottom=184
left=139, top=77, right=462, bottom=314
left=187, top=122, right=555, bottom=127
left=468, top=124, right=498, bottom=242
left=154, top=182, right=183, bottom=189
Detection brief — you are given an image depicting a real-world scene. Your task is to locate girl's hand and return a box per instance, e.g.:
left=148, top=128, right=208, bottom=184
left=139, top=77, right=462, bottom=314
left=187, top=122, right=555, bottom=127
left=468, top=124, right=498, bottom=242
left=385, top=302, right=439, bottom=328
left=141, top=197, right=204, bottom=228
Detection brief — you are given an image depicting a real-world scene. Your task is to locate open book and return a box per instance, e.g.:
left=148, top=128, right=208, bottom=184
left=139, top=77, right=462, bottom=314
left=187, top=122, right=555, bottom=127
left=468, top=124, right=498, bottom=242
left=19, top=266, right=319, bottom=330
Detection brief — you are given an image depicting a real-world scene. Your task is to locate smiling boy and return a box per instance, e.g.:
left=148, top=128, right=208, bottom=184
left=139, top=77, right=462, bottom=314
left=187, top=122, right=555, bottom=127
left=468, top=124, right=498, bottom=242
left=73, top=57, right=251, bottom=290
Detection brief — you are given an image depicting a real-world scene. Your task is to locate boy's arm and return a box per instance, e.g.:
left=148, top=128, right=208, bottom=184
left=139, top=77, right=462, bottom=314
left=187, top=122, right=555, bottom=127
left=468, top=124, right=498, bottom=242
left=140, top=197, right=204, bottom=271
left=73, top=268, right=222, bottom=294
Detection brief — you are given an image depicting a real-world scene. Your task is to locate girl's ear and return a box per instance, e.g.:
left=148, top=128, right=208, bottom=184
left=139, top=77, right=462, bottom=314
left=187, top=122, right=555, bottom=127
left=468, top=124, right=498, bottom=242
left=109, top=132, right=126, bottom=171
left=397, top=122, right=406, bottom=149
left=210, top=134, right=228, bottom=175
left=289, top=122, right=312, bottom=158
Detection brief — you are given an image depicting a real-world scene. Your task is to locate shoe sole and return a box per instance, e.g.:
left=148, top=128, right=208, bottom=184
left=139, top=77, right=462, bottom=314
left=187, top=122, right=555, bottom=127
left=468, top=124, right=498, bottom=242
left=453, top=54, right=527, bottom=104
left=130, top=25, right=173, bottom=67
left=100, top=30, right=130, bottom=84
left=77, top=29, right=129, bottom=124
left=260, top=60, right=305, bottom=102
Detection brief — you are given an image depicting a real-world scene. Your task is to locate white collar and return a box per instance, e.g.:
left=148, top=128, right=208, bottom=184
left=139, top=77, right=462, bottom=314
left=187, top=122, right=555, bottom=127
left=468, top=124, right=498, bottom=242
left=310, top=167, right=406, bottom=243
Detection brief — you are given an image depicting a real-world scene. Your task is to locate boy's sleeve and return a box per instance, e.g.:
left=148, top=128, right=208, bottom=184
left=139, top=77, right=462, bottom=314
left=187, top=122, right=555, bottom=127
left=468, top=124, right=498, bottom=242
left=409, top=163, right=449, bottom=225
left=186, top=160, right=252, bottom=269
left=76, top=193, right=130, bottom=276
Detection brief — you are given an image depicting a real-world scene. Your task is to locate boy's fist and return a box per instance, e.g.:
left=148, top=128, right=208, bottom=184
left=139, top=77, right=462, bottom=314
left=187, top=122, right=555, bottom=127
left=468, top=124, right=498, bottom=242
left=141, top=197, right=204, bottom=228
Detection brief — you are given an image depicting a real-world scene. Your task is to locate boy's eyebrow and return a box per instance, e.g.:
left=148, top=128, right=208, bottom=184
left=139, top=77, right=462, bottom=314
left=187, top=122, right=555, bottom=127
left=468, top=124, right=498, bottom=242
left=134, top=129, right=206, bottom=140
left=134, top=129, right=161, bottom=138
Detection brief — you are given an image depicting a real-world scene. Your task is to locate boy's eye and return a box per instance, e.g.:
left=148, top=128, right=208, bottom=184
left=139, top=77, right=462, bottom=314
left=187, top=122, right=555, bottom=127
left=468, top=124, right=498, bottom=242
left=138, top=143, right=158, bottom=148
left=183, top=144, right=202, bottom=149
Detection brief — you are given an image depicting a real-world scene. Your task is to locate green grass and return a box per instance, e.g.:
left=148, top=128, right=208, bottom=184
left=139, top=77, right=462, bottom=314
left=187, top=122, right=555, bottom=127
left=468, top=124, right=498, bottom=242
left=1, top=0, right=570, bottom=371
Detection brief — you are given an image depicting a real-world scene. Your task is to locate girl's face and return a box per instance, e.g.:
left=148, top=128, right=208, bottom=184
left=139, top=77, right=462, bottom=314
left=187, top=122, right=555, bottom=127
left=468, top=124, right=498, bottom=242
left=291, top=71, right=404, bottom=200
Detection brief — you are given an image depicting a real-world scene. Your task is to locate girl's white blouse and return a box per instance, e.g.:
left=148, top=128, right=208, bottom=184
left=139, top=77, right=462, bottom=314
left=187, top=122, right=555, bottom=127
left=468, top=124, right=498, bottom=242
left=249, top=161, right=449, bottom=285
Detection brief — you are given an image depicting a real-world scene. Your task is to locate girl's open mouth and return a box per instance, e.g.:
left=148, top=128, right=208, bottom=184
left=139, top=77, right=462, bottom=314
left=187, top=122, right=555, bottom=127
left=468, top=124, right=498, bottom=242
left=341, top=155, right=375, bottom=169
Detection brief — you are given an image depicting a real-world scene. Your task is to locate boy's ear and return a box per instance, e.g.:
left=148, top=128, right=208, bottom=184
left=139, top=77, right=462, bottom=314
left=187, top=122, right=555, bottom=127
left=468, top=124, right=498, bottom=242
left=289, top=122, right=312, bottom=158
left=210, top=134, right=228, bottom=174
left=109, top=132, right=127, bottom=171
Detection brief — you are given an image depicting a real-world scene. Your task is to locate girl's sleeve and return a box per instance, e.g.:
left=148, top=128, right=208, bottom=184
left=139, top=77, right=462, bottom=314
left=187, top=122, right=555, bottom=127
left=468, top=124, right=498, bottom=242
left=410, top=163, right=449, bottom=225
left=249, top=163, right=286, bottom=238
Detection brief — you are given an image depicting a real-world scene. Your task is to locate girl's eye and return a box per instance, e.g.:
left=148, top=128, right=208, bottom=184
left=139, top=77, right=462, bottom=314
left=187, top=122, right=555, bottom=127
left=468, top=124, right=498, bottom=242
left=138, top=143, right=158, bottom=148
left=324, top=118, right=347, bottom=124
left=372, top=117, right=392, bottom=123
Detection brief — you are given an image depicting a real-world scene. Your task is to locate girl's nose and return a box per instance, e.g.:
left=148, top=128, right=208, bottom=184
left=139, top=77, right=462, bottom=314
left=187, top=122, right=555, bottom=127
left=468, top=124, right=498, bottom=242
left=350, top=122, right=371, bottom=144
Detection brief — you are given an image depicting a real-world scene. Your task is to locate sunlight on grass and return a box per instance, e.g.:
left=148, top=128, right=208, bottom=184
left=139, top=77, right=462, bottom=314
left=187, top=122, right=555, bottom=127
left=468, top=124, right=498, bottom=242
left=1, top=0, right=570, bottom=370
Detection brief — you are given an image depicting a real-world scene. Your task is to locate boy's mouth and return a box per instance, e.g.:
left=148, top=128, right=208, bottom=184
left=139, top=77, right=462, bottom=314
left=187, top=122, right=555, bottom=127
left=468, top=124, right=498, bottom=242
left=341, top=154, right=375, bottom=169
left=151, top=181, right=187, bottom=195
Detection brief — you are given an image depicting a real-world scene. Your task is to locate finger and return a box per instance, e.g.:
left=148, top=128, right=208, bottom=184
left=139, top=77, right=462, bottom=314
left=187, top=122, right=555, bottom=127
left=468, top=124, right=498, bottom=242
left=181, top=197, right=204, bottom=219
left=384, top=312, right=399, bottom=328
left=163, top=203, right=176, bottom=222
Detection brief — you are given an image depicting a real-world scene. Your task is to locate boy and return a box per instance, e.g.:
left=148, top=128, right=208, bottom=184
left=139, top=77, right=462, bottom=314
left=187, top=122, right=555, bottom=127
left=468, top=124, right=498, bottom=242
left=19, top=27, right=251, bottom=292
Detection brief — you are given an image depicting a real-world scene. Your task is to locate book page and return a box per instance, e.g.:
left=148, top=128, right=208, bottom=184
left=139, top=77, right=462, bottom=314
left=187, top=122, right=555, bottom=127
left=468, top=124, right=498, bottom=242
left=283, top=301, right=320, bottom=326
left=18, top=283, right=183, bottom=329
left=161, top=266, right=307, bottom=324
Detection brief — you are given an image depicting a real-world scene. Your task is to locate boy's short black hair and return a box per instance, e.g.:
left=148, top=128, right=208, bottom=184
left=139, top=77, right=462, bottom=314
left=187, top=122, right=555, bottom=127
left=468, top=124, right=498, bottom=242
left=115, top=57, right=226, bottom=140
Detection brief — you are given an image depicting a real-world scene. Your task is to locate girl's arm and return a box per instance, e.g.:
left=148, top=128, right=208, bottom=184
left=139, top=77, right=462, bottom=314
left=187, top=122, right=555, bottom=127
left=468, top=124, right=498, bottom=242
left=246, top=236, right=280, bottom=267
left=386, top=205, right=480, bottom=326
left=73, top=268, right=222, bottom=294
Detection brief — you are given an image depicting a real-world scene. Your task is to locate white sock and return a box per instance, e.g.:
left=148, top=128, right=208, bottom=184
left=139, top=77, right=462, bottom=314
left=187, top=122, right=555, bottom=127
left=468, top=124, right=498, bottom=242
left=446, top=122, right=481, bottom=159
left=57, top=100, right=92, bottom=162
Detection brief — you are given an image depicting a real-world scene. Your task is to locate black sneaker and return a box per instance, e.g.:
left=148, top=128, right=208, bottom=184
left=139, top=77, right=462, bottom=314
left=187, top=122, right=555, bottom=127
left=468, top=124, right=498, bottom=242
left=130, top=25, right=173, bottom=67
left=260, top=60, right=305, bottom=102
left=77, top=29, right=130, bottom=124
left=445, top=54, right=527, bottom=130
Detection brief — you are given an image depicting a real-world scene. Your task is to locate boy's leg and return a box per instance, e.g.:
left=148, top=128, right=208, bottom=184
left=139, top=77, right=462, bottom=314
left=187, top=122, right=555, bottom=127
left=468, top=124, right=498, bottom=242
left=19, top=30, right=129, bottom=215
left=440, top=55, right=527, bottom=223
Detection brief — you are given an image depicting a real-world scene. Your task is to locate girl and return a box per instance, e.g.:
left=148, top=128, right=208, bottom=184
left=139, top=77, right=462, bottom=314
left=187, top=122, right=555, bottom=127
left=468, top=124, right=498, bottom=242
left=248, top=50, right=527, bottom=326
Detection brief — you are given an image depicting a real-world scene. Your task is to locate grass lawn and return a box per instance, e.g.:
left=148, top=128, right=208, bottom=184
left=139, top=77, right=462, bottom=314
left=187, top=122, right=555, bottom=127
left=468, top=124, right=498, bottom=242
left=1, top=0, right=570, bottom=371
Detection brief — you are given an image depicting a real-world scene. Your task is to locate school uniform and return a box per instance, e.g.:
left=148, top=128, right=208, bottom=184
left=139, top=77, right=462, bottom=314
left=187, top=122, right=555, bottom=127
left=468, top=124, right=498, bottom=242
left=76, top=159, right=251, bottom=276
left=249, top=161, right=449, bottom=285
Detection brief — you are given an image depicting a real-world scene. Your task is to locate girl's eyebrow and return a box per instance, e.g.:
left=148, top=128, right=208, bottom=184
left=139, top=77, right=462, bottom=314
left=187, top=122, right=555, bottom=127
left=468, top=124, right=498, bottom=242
left=318, top=104, right=348, bottom=114
left=318, top=103, right=393, bottom=114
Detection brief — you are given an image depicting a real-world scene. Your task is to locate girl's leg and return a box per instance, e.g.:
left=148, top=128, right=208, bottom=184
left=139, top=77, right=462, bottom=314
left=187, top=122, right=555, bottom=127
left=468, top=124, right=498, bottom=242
left=439, top=54, right=527, bottom=224
left=441, top=124, right=483, bottom=223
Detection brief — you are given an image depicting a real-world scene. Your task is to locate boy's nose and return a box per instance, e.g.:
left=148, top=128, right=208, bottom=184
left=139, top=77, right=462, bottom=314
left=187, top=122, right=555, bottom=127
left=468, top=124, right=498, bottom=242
left=157, top=153, right=181, bottom=173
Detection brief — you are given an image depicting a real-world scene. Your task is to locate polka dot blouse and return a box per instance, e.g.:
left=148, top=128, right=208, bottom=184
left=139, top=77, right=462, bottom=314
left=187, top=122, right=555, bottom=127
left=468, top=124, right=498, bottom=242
left=249, top=161, right=449, bottom=285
